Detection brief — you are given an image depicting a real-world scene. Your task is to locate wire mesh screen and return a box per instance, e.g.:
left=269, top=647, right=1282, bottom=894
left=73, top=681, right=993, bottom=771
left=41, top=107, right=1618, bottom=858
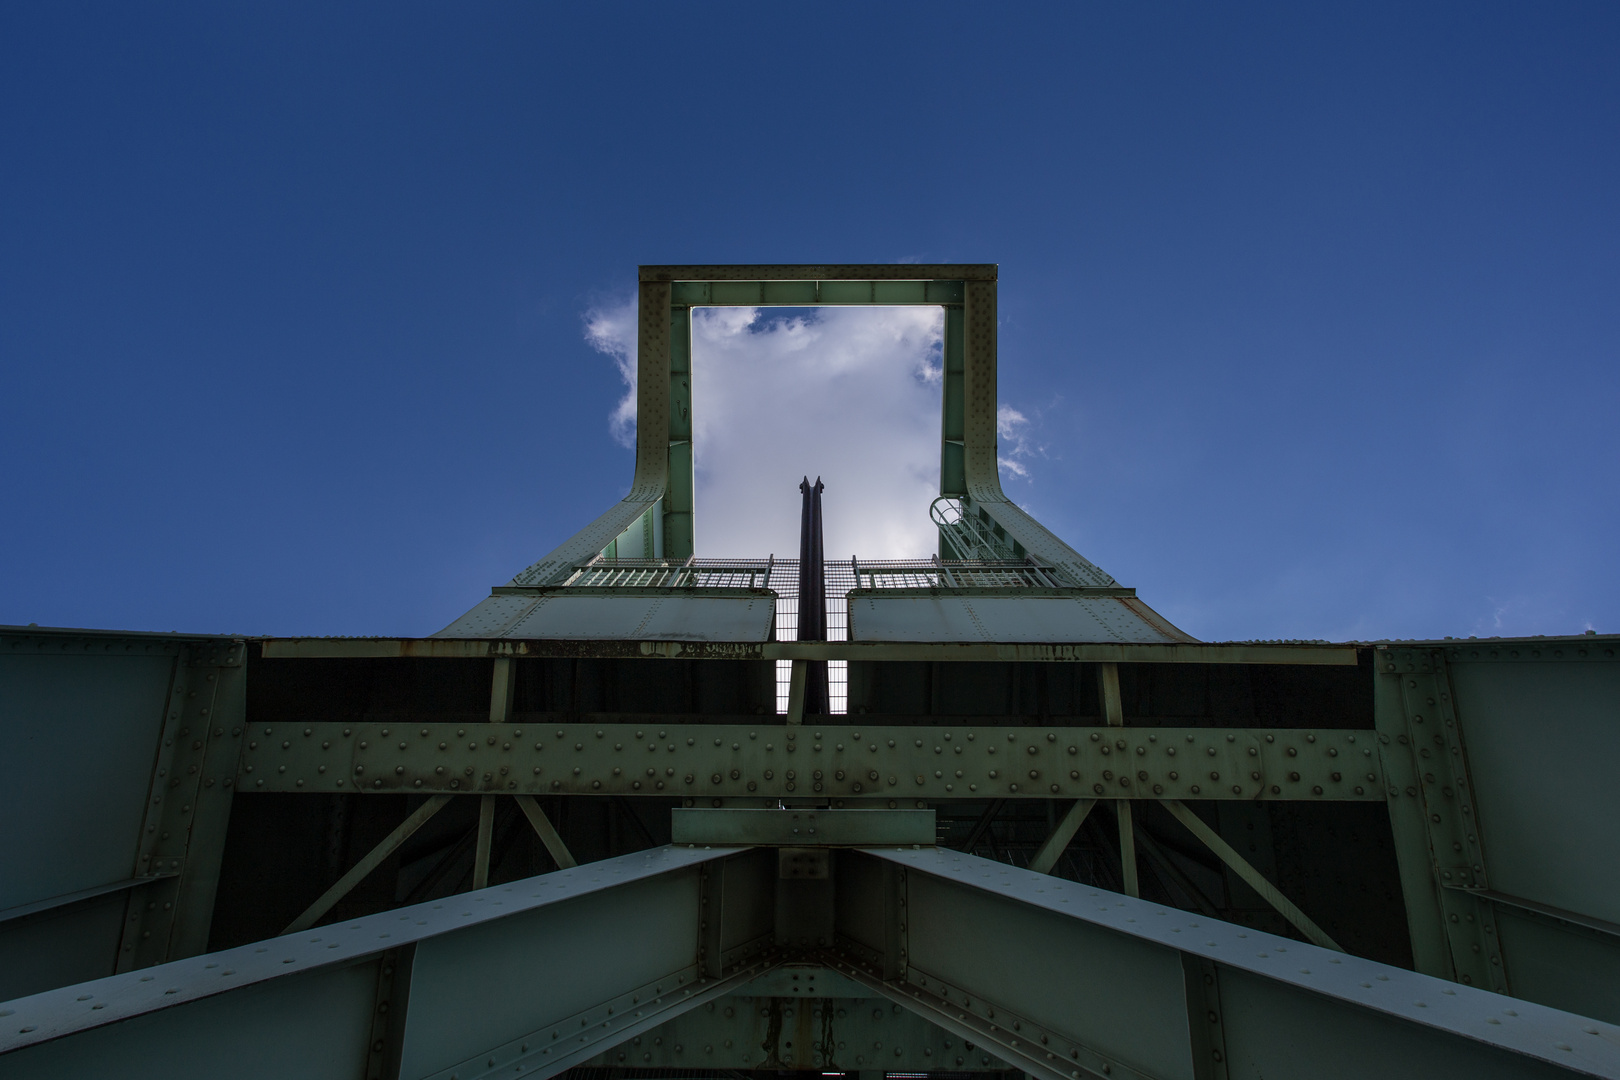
left=764, top=560, right=853, bottom=716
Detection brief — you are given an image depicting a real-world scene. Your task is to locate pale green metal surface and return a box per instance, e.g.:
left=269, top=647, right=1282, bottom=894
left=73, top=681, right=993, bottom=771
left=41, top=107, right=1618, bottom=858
left=465, top=589, right=777, bottom=642
left=671, top=808, right=935, bottom=847
left=0, top=629, right=245, bottom=999
left=860, top=847, right=1620, bottom=1079
left=1375, top=638, right=1620, bottom=1024
left=0, top=846, right=754, bottom=1079
left=264, top=635, right=1359, bottom=664
left=0, top=962, right=380, bottom=1080
left=0, top=638, right=178, bottom=908
left=9, top=845, right=1617, bottom=1080
left=849, top=590, right=1189, bottom=644
left=239, top=721, right=1382, bottom=801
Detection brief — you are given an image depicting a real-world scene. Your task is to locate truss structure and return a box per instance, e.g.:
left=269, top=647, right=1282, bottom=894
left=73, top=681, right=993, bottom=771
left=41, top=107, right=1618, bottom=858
left=4, top=265, right=1619, bottom=1080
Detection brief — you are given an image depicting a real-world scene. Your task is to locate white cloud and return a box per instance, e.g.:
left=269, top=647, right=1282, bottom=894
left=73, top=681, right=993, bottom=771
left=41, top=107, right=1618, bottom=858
left=582, top=301, right=1040, bottom=558
left=690, top=306, right=944, bottom=558
left=997, top=403, right=1036, bottom=481
left=583, top=298, right=639, bottom=447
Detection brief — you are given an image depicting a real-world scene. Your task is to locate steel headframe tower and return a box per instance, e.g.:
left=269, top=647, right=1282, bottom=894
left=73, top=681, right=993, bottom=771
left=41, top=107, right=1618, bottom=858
left=440, top=264, right=1188, bottom=643
left=3, top=265, right=1620, bottom=1080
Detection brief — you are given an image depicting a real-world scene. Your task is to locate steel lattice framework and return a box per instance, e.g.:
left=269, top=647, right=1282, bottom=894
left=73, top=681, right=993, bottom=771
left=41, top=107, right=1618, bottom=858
left=3, top=265, right=1619, bottom=1080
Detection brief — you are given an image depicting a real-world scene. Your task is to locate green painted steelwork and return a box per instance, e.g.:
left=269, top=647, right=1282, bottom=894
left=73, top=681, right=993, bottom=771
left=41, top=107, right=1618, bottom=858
left=670, top=808, right=936, bottom=846
left=443, top=263, right=1153, bottom=633
left=5, top=845, right=1616, bottom=1079
left=237, top=721, right=1383, bottom=802
left=1374, top=640, right=1620, bottom=1022
left=0, top=628, right=246, bottom=1002
left=263, top=636, right=1359, bottom=664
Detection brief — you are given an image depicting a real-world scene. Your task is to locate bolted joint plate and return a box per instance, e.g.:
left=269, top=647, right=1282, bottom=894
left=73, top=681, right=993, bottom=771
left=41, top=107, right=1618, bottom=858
left=672, top=808, right=935, bottom=848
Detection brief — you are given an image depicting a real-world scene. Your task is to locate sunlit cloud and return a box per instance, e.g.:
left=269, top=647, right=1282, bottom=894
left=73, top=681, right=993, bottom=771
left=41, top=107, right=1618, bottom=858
left=583, top=301, right=1038, bottom=557
left=584, top=298, right=639, bottom=447
left=997, top=403, right=1037, bottom=480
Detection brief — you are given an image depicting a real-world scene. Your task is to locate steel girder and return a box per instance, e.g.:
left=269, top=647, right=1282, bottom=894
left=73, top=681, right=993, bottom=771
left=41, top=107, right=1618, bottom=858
left=4, top=845, right=1617, bottom=1080
left=263, top=636, right=1358, bottom=664
left=0, top=846, right=775, bottom=1080
left=238, top=720, right=1384, bottom=802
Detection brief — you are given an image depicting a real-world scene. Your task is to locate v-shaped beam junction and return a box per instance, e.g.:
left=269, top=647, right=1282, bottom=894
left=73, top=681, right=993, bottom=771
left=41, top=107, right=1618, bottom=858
left=3, top=847, right=1614, bottom=1080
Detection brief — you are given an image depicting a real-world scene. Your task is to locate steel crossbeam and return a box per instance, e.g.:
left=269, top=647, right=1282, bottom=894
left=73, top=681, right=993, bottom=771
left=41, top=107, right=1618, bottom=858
left=238, top=721, right=1383, bottom=801
left=263, top=637, right=1358, bottom=664
left=5, top=843, right=1618, bottom=1080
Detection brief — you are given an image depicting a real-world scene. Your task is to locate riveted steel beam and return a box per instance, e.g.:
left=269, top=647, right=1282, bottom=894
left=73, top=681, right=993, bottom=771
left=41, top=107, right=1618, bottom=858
left=0, top=846, right=776, bottom=1080
left=237, top=722, right=1383, bottom=801
left=832, top=848, right=1620, bottom=1080
left=7, top=845, right=1619, bottom=1079
left=640, top=263, right=998, bottom=282
left=670, top=279, right=967, bottom=306
left=265, top=636, right=1361, bottom=664
left=1375, top=638, right=1620, bottom=1025
left=117, top=640, right=246, bottom=970
left=1375, top=647, right=1506, bottom=992
left=671, top=808, right=935, bottom=847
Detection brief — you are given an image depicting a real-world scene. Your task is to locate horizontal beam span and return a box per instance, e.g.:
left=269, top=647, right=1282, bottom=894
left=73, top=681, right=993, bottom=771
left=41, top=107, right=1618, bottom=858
left=261, top=637, right=1360, bottom=666
left=640, top=263, right=998, bottom=282
left=671, top=808, right=935, bottom=846
left=239, top=722, right=1384, bottom=802
left=670, top=279, right=965, bottom=306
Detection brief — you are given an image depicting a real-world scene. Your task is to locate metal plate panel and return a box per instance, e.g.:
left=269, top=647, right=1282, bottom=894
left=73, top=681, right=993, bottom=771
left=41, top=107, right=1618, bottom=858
left=0, top=896, right=125, bottom=1001
left=0, top=961, right=377, bottom=1080
left=903, top=867, right=1197, bottom=1080
left=1493, top=908, right=1620, bottom=1026
left=0, top=650, right=173, bottom=907
left=872, top=847, right=1620, bottom=1078
left=1447, top=659, right=1620, bottom=923
left=849, top=593, right=1183, bottom=644
left=502, top=593, right=775, bottom=642
left=397, top=868, right=706, bottom=1077
left=437, top=594, right=546, bottom=638
left=1217, top=965, right=1575, bottom=1080
left=0, top=846, right=727, bottom=1057
left=242, top=721, right=1378, bottom=802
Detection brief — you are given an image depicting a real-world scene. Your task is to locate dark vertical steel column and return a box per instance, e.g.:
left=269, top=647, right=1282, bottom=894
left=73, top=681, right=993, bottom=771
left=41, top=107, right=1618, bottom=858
left=796, top=476, right=830, bottom=714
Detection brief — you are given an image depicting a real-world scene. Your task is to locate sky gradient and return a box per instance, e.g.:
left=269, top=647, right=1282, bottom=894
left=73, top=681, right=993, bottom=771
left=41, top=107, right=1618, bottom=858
left=2, top=3, right=1616, bottom=642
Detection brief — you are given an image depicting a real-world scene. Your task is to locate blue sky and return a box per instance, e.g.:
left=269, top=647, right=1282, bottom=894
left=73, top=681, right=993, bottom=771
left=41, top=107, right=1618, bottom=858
left=2, top=3, right=1616, bottom=642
